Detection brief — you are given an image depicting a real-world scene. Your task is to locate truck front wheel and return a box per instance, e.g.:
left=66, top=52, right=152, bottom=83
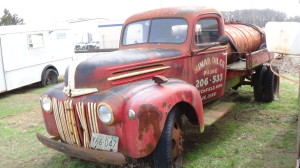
left=153, top=108, right=183, bottom=168
left=41, top=69, right=58, bottom=87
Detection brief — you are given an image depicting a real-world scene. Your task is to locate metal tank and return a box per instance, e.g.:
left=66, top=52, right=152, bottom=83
left=224, top=21, right=266, bottom=63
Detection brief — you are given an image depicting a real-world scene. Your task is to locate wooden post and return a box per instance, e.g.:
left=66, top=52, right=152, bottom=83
left=298, top=71, right=300, bottom=106
left=297, top=71, right=300, bottom=168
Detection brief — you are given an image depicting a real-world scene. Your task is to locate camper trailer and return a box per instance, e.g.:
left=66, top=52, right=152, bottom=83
left=0, top=24, right=73, bottom=93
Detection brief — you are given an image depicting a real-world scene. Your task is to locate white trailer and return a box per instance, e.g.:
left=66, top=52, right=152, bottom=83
left=0, top=24, right=73, bottom=93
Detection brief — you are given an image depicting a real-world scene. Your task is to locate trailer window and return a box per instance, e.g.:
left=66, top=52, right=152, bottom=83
left=195, top=18, right=219, bottom=45
left=56, top=32, right=66, bottom=39
left=28, top=34, right=44, bottom=48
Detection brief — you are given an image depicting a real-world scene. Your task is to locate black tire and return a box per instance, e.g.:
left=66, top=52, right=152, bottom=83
left=82, top=46, right=86, bottom=50
left=263, top=66, right=279, bottom=102
left=253, top=65, right=267, bottom=102
left=253, top=65, right=279, bottom=102
left=153, top=108, right=183, bottom=168
left=41, top=69, right=58, bottom=87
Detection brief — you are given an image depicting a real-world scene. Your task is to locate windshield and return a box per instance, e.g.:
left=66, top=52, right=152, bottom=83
left=122, top=18, right=188, bottom=45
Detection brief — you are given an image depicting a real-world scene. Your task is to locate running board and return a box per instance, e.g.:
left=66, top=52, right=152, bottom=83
left=204, top=102, right=236, bottom=126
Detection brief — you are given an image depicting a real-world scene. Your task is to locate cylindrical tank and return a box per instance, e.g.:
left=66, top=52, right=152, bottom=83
left=225, top=22, right=265, bottom=63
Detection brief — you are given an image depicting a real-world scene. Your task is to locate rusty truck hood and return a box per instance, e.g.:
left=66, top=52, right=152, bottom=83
left=63, top=48, right=182, bottom=97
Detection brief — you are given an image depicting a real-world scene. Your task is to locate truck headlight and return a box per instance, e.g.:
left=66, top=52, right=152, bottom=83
left=40, top=95, right=52, bottom=113
left=97, top=103, right=114, bottom=125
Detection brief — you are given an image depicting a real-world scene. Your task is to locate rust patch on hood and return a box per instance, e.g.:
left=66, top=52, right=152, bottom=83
left=137, top=104, right=162, bottom=142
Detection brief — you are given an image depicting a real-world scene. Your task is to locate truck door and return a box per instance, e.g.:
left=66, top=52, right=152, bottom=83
left=0, top=38, right=7, bottom=93
left=191, top=15, right=227, bottom=103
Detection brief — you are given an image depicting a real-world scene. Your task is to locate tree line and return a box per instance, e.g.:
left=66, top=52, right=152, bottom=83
left=221, top=9, right=300, bottom=27
left=0, top=8, right=299, bottom=27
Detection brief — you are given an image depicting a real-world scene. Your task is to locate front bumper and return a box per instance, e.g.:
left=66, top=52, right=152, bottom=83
left=36, top=133, right=126, bottom=165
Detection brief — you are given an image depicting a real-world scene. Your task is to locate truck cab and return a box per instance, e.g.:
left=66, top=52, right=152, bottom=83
left=37, top=7, right=278, bottom=168
left=120, top=7, right=227, bottom=104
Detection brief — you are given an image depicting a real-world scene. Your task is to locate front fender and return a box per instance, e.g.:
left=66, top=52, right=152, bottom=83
left=123, top=78, right=203, bottom=158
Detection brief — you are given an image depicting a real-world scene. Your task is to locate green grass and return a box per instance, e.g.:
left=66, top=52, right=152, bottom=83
left=0, top=83, right=54, bottom=118
left=184, top=76, right=299, bottom=168
left=0, top=75, right=298, bottom=168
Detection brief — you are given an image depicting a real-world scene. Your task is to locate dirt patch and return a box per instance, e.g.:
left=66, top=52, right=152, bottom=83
left=2, top=105, right=43, bottom=131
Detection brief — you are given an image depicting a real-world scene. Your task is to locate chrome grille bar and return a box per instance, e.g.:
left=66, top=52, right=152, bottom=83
left=51, top=99, right=100, bottom=148
left=76, top=102, right=90, bottom=148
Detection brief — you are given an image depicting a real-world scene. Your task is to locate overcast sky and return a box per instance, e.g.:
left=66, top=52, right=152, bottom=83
left=1, top=0, right=300, bottom=24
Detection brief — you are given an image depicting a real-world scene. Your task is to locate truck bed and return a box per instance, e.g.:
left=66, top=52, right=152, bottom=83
left=227, top=61, right=246, bottom=71
left=227, top=49, right=274, bottom=71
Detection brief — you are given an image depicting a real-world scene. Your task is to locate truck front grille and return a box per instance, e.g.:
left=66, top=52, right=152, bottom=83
left=52, top=98, right=99, bottom=148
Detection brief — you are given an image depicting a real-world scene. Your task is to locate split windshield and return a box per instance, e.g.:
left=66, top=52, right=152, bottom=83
left=122, top=18, right=188, bottom=45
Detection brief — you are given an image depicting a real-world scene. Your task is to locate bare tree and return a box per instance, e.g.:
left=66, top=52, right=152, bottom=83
left=221, top=9, right=288, bottom=27
left=287, top=16, right=300, bottom=22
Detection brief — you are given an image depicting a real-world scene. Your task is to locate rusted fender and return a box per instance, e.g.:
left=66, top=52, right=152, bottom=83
left=122, top=78, right=204, bottom=158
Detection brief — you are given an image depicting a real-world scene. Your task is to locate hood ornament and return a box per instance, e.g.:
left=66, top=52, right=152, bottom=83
left=153, top=75, right=168, bottom=85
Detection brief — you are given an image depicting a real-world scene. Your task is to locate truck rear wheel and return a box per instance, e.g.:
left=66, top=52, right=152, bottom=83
left=253, top=65, right=279, bottom=102
left=263, top=66, right=279, bottom=102
left=253, top=65, right=267, bottom=102
left=153, top=108, right=183, bottom=168
left=41, top=69, right=58, bottom=87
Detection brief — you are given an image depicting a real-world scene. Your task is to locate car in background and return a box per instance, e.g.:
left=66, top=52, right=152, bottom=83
left=75, top=42, right=87, bottom=50
left=86, top=41, right=100, bottom=49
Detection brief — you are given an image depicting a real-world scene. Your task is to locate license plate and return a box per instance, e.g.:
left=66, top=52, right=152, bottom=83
left=90, top=133, right=119, bottom=152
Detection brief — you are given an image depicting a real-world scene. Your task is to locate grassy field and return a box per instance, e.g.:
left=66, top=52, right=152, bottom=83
left=0, top=75, right=299, bottom=168
left=184, top=77, right=299, bottom=168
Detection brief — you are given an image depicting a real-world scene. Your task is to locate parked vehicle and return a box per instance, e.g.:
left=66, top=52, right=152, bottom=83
left=75, top=42, right=87, bottom=50
left=86, top=41, right=100, bottom=49
left=37, top=7, right=279, bottom=167
left=0, top=24, right=73, bottom=93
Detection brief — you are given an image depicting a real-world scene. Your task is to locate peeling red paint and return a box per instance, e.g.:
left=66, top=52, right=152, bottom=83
left=162, top=102, right=167, bottom=108
left=168, top=104, right=172, bottom=110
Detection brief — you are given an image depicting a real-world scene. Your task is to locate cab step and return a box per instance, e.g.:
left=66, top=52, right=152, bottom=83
left=203, top=102, right=236, bottom=126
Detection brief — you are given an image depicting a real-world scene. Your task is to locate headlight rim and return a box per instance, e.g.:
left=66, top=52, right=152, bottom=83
left=40, top=95, right=53, bottom=113
left=97, top=103, right=114, bottom=125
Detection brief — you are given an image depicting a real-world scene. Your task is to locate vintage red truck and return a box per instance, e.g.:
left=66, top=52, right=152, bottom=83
left=37, top=6, right=279, bottom=168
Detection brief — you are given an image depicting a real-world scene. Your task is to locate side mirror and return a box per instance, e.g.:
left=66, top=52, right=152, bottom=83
left=218, top=36, right=230, bottom=46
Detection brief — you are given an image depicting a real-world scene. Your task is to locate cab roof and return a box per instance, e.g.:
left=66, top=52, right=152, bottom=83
left=125, top=6, right=221, bottom=24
